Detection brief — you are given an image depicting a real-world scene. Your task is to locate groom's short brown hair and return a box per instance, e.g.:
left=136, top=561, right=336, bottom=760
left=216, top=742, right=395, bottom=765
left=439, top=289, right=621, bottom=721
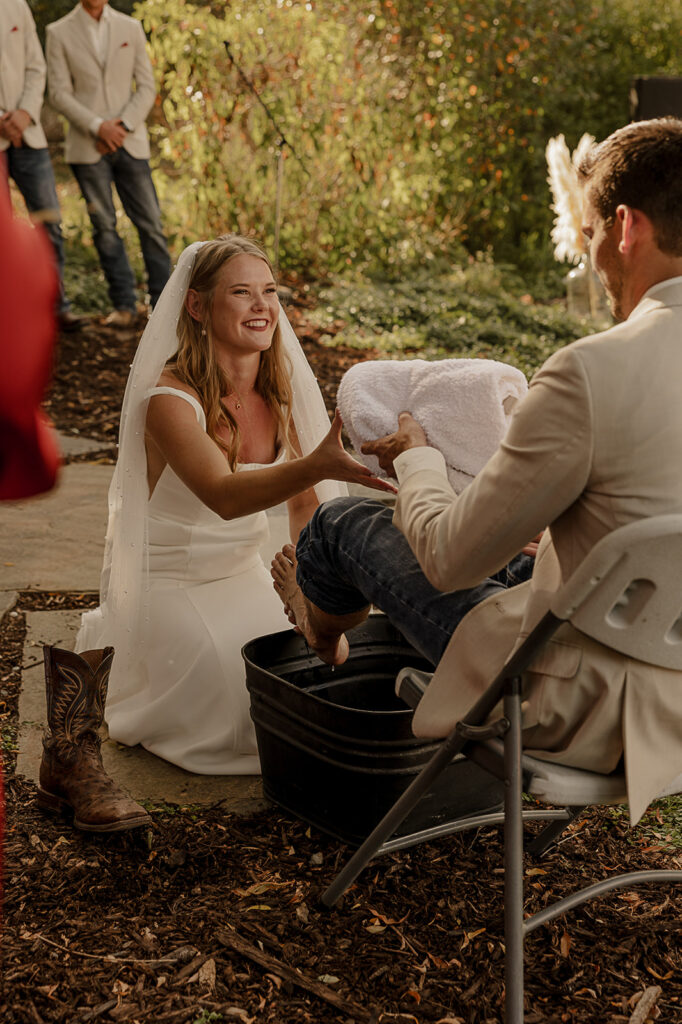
left=578, top=117, right=682, bottom=256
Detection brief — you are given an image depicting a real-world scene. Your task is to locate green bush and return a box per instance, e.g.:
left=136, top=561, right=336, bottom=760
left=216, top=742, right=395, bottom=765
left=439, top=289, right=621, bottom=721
left=42, top=0, right=682, bottom=280
left=309, top=260, right=607, bottom=378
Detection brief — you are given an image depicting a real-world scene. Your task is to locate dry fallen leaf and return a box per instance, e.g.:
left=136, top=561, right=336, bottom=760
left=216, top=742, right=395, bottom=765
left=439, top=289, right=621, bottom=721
left=36, top=985, right=59, bottom=999
left=197, top=957, right=216, bottom=990
left=646, top=965, right=673, bottom=981
left=295, top=903, right=310, bottom=925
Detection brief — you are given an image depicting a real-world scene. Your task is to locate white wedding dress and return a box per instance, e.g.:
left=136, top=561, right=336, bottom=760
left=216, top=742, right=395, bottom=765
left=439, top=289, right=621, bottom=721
left=87, top=387, right=291, bottom=774
left=76, top=240, right=346, bottom=776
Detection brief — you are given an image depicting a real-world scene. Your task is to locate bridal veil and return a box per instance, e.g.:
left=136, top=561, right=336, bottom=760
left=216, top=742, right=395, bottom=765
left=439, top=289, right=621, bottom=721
left=76, top=240, right=346, bottom=702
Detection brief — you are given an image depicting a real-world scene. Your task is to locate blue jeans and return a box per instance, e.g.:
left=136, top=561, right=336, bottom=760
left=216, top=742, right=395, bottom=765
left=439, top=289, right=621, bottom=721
left=295, top=497, right=534, bottom=668
left=71, top=149, right=171, bottom=310
left=3, top=147, right=69, bottom=314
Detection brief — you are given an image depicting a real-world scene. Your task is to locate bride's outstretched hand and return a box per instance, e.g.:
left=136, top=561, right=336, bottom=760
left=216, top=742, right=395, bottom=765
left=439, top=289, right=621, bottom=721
left=310, top=410, right=397, bottom=493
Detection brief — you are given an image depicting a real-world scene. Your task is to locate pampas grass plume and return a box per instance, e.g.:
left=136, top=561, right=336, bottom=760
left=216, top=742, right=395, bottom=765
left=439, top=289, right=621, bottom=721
left=546, top=132, right=595, bottom=263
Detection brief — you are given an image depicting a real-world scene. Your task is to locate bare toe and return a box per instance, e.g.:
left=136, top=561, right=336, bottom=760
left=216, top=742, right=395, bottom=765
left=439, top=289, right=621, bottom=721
left=269, top=545, right=347, bottom=665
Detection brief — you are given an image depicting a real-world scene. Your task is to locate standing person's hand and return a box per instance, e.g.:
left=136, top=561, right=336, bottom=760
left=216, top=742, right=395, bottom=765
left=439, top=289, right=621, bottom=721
left=97, top=119, right=127, bottom=153
left=361, top=411, right=428, bottom=478
left=0, top=109, right=31, bottom=147
left=309, top=410, right=397, bottom=493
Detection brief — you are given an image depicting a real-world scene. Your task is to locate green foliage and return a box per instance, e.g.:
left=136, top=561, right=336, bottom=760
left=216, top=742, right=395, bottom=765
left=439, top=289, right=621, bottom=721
left=609, top=796, right=682, bottom=851
left=61, top=239, right=112, bottom=314
left=1, top=722, right=19, bottom=756
left=136, top=0, right=682, bottom=278
left=310, top=259, right=607, bottom=377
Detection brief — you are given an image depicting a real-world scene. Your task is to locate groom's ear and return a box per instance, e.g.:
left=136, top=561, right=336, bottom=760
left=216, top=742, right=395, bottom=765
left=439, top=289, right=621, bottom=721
left=185, top=288, right=202, bottom=321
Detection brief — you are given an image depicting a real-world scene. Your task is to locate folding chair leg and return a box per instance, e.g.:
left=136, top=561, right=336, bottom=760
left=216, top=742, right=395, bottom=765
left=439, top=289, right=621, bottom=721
left=525, top=806, right=585, bottom=856
left=321, top=727, right=464, bottom=907
left=504, top=679, right=525, bottom=1024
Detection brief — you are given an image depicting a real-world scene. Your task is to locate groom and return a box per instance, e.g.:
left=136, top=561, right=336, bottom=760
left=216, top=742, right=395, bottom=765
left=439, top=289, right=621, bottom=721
left=271, top=117, right=682, bottom=826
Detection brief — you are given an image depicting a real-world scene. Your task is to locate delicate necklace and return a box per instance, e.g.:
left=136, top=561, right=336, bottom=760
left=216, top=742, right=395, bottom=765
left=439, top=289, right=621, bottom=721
left=227, top=385, right=256, bottom=411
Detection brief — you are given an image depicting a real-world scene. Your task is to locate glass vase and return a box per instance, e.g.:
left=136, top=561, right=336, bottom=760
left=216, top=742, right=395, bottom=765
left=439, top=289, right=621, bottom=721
left=566, top=254, right=591, bottom=317
left=566, top=253, right=610, bottom=320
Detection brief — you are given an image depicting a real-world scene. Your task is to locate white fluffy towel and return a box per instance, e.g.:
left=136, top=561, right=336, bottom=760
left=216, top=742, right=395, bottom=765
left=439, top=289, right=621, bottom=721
left=337, top=357, right=528, bottom=492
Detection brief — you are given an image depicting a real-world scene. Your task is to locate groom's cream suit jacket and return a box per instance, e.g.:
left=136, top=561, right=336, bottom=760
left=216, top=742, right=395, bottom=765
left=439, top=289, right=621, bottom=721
left=394, top=277, right=682, bottom=825
left=0, top=0, right=49, bottom=151
left=46, top=4, right=155, bottom=164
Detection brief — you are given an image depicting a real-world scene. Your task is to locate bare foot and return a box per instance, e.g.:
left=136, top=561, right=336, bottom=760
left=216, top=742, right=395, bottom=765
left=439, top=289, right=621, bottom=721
left=271, top=545, right=351, bottom=665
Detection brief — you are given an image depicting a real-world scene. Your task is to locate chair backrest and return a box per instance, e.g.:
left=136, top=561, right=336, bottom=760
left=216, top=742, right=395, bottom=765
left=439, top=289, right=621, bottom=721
left=549, top=514, right=682, bottom=670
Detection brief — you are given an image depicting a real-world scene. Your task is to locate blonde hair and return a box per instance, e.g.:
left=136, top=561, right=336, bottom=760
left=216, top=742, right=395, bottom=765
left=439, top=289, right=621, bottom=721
left=169, top=234, right=295, bottom=470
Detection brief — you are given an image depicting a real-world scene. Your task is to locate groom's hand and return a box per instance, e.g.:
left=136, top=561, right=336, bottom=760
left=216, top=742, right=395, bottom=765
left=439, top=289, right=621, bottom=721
left=361, top=411, right=428, bottom=477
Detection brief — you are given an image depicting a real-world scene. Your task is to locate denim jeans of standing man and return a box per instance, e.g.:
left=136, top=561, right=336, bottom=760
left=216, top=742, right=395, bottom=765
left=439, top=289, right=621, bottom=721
left=71, top=148, right=171, bottom=312
left=295, top=496, right=535, bottom=667
left=3, top=146, right=70, bottom=315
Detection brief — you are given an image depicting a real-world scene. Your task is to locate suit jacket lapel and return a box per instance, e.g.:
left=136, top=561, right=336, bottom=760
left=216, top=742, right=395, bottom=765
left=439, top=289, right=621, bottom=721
left=0, top=7, right=15, bottom=106
left=0, top=4, right=12, bottom=60
left=103, top=8, right=123, bottom=71
left=71, top=6, right=103, bottom=68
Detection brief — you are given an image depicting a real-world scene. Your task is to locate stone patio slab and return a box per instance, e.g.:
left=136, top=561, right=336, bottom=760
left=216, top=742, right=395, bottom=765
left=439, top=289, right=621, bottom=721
left=0, top=463, right=112, bottom=592
left=1, top=590, right=18, bottom=625
left=55, top=430, right=110, bottom=458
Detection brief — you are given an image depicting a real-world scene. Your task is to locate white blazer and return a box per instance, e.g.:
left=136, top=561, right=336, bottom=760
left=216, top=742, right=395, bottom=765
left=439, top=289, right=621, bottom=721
left=394, top=279, right=682, bottom=825
left=46, top=4, right=155, bottom=164
left=0, top=0, right=48, bottom=151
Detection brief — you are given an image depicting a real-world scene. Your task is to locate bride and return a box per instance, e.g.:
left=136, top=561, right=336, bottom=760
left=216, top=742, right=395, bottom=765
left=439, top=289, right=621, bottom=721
left=76, top=235, right=393, bottom=774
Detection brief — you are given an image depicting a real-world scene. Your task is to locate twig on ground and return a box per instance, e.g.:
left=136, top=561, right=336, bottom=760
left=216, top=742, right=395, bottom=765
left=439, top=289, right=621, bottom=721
left=25, top=932, right=191, bottom=967
left=215, top=926, right=376, bottom=1023
left=628, top=986, right=662, bottom=1024
left=27, top=1001, right=45, bottom=1024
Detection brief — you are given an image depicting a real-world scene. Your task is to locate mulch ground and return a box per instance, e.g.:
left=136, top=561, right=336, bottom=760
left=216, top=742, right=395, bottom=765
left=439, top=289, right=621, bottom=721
left=2, top=295, right=682, bottom=1024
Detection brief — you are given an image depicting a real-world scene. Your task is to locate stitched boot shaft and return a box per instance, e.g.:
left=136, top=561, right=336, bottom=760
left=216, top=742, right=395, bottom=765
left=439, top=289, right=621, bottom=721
left=38, top=646, right=151, bottom=832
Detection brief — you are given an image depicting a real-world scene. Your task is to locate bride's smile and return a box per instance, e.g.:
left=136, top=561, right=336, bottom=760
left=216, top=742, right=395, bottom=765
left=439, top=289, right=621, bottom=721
left=207, top=253, right=280, bottom=356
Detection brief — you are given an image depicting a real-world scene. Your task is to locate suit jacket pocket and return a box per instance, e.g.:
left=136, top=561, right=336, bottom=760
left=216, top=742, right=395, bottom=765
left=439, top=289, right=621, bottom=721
left=521, top=638, right=583, bottom=732
left=526, top=638, right=582, bottom=680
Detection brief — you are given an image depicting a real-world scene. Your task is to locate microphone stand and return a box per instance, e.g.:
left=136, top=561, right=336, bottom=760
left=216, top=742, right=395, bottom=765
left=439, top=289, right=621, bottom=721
left=224, top=41, right=308, bottom=275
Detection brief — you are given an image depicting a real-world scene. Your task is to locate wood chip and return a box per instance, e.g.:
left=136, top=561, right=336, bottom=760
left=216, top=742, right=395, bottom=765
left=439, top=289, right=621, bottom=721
left=628, top=986, right=662, bottom=1024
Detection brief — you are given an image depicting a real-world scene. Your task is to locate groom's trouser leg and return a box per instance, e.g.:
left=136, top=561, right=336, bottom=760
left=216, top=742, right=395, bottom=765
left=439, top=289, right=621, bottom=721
left=295, top=497, right=533, bottom=667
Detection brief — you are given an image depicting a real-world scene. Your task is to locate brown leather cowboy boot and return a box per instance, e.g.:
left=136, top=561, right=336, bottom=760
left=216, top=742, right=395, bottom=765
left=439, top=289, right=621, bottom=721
left=38, top=645, right=151, bottom=832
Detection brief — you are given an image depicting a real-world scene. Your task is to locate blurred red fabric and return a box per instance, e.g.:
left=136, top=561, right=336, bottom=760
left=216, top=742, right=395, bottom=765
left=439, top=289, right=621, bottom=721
left=1, top=166, right=62, bottom=908
left=0, top=169, right=60, bottom=500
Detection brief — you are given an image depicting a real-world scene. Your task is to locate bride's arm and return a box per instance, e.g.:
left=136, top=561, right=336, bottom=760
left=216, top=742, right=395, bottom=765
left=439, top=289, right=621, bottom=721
left=146, top=394, right=394, bottom=521
left=285, top=422, right=322, bottom=544
left=287, top=488, right=319, bottom=543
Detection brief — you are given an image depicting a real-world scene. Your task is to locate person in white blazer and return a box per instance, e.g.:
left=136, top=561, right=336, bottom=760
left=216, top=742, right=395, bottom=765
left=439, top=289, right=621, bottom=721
left=46, top=0, right=170, bottom=324
left=271, top=117, right=682, bottom=827
left=0, top=0, right=78, bottom=328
